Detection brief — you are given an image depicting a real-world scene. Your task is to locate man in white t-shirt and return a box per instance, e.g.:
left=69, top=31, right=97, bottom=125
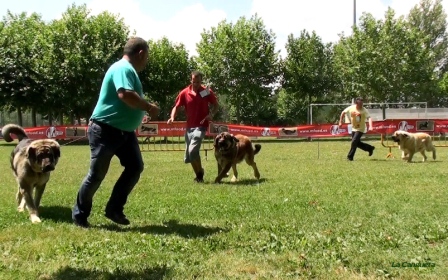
left=338, top=97, right=375, bottom=161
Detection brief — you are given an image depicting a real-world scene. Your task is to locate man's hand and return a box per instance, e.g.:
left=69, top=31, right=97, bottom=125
left=338, top=122, right=343, bottom=127
left=167, top=117, right=174, bottom=125
left=146, top=103, right=160, bottom=121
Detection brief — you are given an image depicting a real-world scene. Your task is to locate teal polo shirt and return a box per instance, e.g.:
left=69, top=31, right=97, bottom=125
left=90, top=58, right=145, bottom=132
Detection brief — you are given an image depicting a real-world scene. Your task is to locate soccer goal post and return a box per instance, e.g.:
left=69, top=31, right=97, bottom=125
left=309, top=102, right=428, bottom=125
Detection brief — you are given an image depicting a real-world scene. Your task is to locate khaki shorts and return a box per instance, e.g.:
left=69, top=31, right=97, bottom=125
left=184, top=127, right=206, bottom=163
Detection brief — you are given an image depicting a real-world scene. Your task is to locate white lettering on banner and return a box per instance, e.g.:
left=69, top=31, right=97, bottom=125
left=298, top=129, right=329, bottom=134
left=373, top=125, right=397, bottom=130
left=229, top=128, right=259, bottom=134
left=159, top=127, right=186, bottom=132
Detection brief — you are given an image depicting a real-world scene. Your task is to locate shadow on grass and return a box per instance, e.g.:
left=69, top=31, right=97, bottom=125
left=97, top=219, right=228, bottom=238
left=217, top=178, right=268, bottom=186
left=39, top=205, right=73, bottom=223
left=50, top=265, right=169, bottom=280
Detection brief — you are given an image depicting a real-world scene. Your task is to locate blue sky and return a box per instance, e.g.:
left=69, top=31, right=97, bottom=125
left=1, top=0, right=444, bottom=57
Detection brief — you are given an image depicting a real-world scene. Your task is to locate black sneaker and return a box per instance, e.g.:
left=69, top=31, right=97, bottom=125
left=194, top=169, right=204, bottom=183
left=194, top=177, right=204, bottom=183
left=105, top=212, right=130, bottom=225
left=73, top=218, right=90, bottom=228
left=369, top=147, right=375, bottom=156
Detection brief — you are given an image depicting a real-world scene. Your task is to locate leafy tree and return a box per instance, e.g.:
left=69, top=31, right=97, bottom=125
left=282, top=30, right=335, bottom=124
left=408, top=0, right=448, bottom=74
left=276, top=88, right=303, bottom=125
left=333, top=9, right=437, bottom=105
left=140, top=37, right=193, bottom=120
left=196, top=14, right=280, bottom=124
left=45, top=4, right=129, bottom=124
left=0, top=11, right=48, bottom=126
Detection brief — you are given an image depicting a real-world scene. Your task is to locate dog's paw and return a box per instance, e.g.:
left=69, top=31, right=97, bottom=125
left=17, top=206, right=25, bottom=212
left=30, top=214, right=41, bottom=223
left=230, top=176, right=238, bottom=183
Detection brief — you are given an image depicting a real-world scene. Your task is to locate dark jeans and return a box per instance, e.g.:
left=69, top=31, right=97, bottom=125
left=347, top=131, right=374, bottom=159
left=72, top=121, right=144, bottom=221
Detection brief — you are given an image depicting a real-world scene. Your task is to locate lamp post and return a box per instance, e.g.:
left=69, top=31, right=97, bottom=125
left=353, top=0, right=357, bottom=27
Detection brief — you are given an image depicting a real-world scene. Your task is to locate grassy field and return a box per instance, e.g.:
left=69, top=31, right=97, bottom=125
left=0, top=137, right=447, bottom=279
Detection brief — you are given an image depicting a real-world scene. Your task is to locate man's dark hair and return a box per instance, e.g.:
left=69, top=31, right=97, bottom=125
left=191, top=70, right=203, bottom=80
left=123, top=37, right=149, bottom=56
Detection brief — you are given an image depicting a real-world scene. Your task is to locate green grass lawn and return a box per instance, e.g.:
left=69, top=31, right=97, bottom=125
left=0, top=138, right=447, bottom=279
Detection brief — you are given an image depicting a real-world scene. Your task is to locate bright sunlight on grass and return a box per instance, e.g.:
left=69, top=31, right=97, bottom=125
left=0, top=138, right=447, bottom=279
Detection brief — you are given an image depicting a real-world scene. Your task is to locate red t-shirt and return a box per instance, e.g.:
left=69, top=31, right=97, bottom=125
left=174, top=85, right=218, bottom=128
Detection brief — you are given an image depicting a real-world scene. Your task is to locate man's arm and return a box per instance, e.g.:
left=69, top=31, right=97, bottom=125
left=368, top=116, right=373, bottom=131
left=113, top=67, right=159, bottom=113
left=200, top=100, right=219, bottom=124
left=338, top=111, right=346, bottom=126
left=117, top=89, right=158, bottom=112
left=167, top=92, right=184, bottom=124
left=167, top=106, right=178, bottom=124
left=210, top=103, right=219, bottom=118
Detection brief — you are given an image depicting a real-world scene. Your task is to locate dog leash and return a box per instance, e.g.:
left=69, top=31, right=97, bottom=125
left=60, top=136, right=88, bottom=146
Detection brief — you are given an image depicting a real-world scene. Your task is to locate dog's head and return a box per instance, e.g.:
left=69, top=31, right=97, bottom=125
left=26, top=140, right=61, bottom=173
left=391, top=130, right=409, bottom=143
left=214, top=132, right=239, bottom=152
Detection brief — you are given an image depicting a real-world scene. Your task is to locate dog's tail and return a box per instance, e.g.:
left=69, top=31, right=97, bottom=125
left=1, top=124, right=29, bottom=142
left=254, top=144, right=261, bottom=155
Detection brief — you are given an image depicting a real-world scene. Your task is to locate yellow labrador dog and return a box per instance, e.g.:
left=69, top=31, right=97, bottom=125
left=391, top=130, right=436, bottom=162
left=2, top=124, right=61, bottom=223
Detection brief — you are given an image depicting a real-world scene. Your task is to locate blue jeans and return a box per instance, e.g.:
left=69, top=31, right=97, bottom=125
left=72, top=121, right=144, bottom=221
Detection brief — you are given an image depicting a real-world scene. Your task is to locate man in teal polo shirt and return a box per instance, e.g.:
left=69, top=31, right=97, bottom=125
left=72, top=37, right=159, bottom=228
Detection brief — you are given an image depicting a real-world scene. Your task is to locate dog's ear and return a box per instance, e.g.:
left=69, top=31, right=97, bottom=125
left=213, top=135, right=220, bottom=147
left=232, top=135, right=239, bottom=143
left=27, top=147, right=37, bottom=161
left=51, top=145, right=61, bottom=158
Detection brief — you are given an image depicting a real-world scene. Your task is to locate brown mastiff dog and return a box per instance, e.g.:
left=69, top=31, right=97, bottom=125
left=391, top=130, right=436, bottom=162
left=2, top=124, right=61, bottom=223
left=214, top=132, right=261, bottom=183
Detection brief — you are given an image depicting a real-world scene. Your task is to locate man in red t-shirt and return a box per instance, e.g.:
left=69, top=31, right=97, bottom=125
left=167, top=70, right=219, bottom=182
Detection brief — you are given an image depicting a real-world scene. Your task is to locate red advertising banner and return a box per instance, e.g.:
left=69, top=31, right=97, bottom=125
left=1, top=119, right=447, bottom=141
left=208, top=119, right=448, bottom=138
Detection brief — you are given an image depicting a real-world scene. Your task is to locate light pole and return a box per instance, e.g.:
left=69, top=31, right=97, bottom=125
left=353, top=0, right=357, bottom=27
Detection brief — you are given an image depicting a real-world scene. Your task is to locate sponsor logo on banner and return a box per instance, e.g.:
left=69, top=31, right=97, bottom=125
left=330, top=125, right=349, bottom=135
left=330, top=125, right=340, bottom=135
left=398, top=121, right=415, bottom=131
left=261, top=127, right=271, bottom=136
left=46, top=126, right=63, bottom=138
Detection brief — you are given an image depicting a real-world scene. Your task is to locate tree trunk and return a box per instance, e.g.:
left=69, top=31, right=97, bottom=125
left=31, top=108, right=37, bottom=127
left=236, top=94, right=241, bottom=124
left=59, top=112, right=64, bottom=125
left=17, top=107, right=23, bottom=127
left=49, top=113, right=53, bottom=126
